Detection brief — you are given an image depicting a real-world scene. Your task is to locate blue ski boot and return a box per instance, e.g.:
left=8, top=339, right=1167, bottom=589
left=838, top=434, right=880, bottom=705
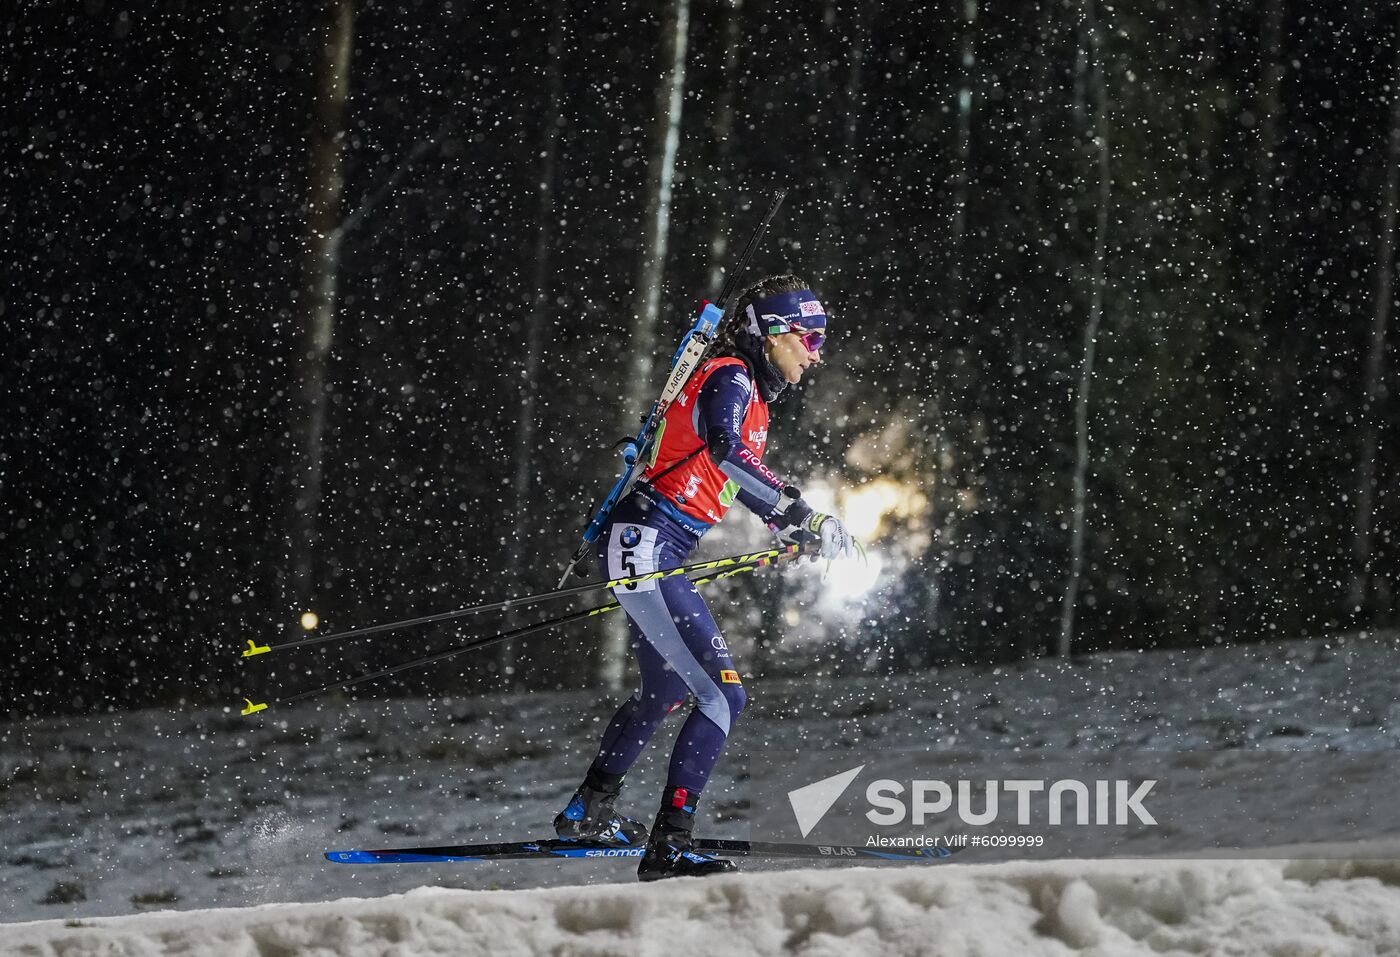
left=554, top=768, right=649, bottom=848
left=637, top=786, right=737, bottom=881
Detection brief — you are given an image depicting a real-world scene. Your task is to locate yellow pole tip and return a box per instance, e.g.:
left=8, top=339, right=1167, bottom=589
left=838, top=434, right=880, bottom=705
left=242, top=640, right=271, bottom=658
left=241, top=698, right=268, bottom=716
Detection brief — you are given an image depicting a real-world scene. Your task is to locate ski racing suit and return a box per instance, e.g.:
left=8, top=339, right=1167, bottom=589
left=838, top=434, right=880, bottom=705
left=590, top=355, right=793, bottom=795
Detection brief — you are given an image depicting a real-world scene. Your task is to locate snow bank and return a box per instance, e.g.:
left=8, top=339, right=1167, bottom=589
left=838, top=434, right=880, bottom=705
left=9, top=855, right=1400, bottom=957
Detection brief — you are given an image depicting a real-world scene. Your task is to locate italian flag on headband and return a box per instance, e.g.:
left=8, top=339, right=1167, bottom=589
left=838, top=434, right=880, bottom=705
left=744, top=289, right=827, bottom=337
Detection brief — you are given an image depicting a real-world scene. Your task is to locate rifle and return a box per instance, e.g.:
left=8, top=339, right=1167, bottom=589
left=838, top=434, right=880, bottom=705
left=558, top=189, right=788, bottom=586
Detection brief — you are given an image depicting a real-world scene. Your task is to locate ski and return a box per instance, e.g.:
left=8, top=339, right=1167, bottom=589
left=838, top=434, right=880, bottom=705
left=326, top=838, right=956, bottom=864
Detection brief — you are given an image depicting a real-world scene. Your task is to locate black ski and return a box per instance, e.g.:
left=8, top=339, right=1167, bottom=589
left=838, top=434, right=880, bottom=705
left=326, top=838, right=955, bottom=864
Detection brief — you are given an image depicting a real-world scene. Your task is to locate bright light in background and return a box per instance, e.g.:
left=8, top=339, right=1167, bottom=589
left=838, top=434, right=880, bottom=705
left=806, top=476, right=927, bottom=543
left=799, top=476, right=924, bottom=601
left=822, top=550, right=883, bottom=603
left=300, top=611, right=319, bottom=631
left=839, top=477, right=910, bottom=541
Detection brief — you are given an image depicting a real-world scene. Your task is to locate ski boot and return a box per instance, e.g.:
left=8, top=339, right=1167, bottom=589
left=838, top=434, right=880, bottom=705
left=637, top=786, right=738, bottom=882
left=554, top=767, right=649, bottom=848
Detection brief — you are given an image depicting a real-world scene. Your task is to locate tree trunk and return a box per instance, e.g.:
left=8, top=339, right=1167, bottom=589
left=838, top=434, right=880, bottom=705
left=1016, top=0, right=1057, bottom=661
left=599, top=0, right=692, bottom=688
left=1349, top=27, right=1400, bottom=618
left=705, top=0, right=742, bottom=293
left=289, top=0, right=355, bottom=625
left=812, top=0, right=868, bottom=291
left=1023, top=0, right=1056, bottom=234
left=502, top=1, right=568, bottom=683
left=1193, top=0, right=1220, bottom=183
left=946, top=0, right=979, bottom=325
left=1255, top=0, right=1285, bottom=242
left=1058, top=0, right=1110, bottom=658
left=1241, top=0, right=1285, bottom=387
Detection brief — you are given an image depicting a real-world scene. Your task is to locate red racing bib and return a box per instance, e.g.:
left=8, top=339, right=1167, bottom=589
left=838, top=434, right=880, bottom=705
left=642, top=357, right=770, bottom=525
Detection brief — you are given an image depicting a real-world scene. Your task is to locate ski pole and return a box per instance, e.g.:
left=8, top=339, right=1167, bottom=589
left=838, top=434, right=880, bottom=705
left=238, top=543, right=807, bottom=715
left=558, top=189, right=789, bottom=588
left=241, top=599, right=619, bottom=714
left=240, top=543, right=815, bottom=661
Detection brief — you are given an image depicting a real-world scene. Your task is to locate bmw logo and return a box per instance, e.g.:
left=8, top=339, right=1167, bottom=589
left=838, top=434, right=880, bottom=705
left=620, top=526, right=642, bottom=548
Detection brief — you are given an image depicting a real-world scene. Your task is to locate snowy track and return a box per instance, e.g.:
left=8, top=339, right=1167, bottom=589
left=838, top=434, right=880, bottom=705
left=6, top=633, right=1400, bottom=930
left=9, top=855, right=1400, bottom=956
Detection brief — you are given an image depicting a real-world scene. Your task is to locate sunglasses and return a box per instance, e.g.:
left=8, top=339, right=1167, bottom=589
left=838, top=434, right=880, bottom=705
left=790, top=324, right=826, bottom=353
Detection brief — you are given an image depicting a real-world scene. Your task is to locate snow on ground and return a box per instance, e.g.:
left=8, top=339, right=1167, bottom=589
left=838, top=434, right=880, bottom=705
left=9, top=853, right=1400, bottom=956
left=3, top=631, right=1400, bottom=928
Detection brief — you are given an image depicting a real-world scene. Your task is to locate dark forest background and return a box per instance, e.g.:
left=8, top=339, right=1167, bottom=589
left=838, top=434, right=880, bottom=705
left=4, top=0, right=1396, bottom=719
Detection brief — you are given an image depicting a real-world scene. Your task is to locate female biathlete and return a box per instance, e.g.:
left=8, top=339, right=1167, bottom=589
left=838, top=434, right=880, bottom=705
left=554, top=275, right=860, bottom=881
